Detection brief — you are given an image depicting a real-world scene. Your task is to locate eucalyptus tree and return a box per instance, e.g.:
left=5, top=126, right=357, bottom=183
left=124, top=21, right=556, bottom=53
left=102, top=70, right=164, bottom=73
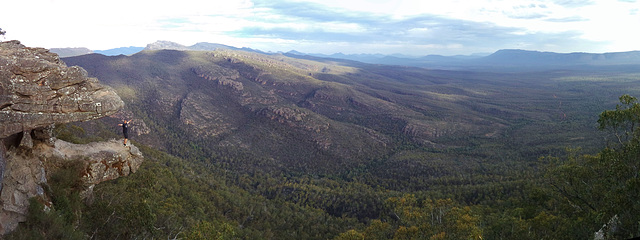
left=543, top=94, right=640, bottom=239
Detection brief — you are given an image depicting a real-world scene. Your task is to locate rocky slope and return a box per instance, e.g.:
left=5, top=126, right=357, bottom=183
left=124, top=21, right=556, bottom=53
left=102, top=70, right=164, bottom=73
left=62, top=48, right=543, bottom=175
left=0, top=40, right=141, bottom=234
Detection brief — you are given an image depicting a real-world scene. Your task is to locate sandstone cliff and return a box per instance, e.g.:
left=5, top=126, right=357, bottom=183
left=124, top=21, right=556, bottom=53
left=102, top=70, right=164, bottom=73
left=0, top=40, right=123, bottom=138
left=0, top=40, right=141, bottom=234
left=0, top=138, right=143, bottom=233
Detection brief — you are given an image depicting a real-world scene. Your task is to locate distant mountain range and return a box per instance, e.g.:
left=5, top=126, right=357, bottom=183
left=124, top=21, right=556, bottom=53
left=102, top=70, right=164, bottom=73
left=51, top=41, right=640, bottom=71
left=286, top=49, right=640, bottom=71
left=143, top=40, right=261, bottom=53
left=93, top=46, right=145, bottom=56
left=49, top=47, right=93, bottom=58
left=50, top=46, right=143, bottom=57
left=285, top=50, right=484, bottom=68
left=468, top=49, right=640, bottom=71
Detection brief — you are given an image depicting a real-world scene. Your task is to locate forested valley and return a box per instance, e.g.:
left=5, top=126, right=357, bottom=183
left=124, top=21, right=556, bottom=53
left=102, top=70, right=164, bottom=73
left=7, top=49, right=640, bottom=239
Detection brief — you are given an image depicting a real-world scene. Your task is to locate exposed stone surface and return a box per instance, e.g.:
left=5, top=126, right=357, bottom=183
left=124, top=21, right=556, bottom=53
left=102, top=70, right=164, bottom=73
left=0, top=146, right=48, bottom=233
left=0, top=40, right=124, bottom=139
left=50, top=139, right=143, bottom=188
left=44, top=139, right=143, bottom=199
left=594, top=215, right=620, bottom=240
left=0, top=144, right=5, bottom=193
left=192, top=66, right=242, bottom=92
left=0, top=139, right=143, bottom=234
left=0, top=41, right=135, bottom=235
left=179, top=91, right=239, bottom=138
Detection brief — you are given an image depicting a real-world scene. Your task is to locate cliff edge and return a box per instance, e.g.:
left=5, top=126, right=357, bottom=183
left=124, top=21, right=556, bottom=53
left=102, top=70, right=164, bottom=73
left=0, top=40, right=141, bottom=234
left=0, top=40, right=123, bottom=138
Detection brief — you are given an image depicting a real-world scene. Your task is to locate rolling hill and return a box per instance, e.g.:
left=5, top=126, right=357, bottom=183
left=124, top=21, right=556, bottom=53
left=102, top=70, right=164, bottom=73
left=61, top=48, right=598, bottom=175
left=48, top=47, right=640, bottom=238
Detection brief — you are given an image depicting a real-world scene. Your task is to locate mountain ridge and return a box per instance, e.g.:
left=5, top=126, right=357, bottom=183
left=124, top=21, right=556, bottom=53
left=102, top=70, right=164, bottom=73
left=93, top=46, right=144, bottom=56
left=480, top=49, right=640, bottom=65
left=51, top=40, right=640, bottom=71
left=50, top=43, right=640, bottom=238
left=144, top=40, right=264, bottom=54
left=289, top=48, right=640, bottom=71
left=59, top=46, right=617, bottom=177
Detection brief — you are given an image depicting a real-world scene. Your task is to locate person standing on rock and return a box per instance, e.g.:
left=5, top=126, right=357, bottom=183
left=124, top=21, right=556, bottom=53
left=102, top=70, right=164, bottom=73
left=118, top=119, right=131, bottom=146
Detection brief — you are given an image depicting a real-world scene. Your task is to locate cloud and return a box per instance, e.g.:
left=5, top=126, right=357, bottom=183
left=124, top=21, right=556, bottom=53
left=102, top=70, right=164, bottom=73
left=224, top=0, right=603, bottom=54
left=503, top=3, right=550, bottom=19
left=545, top=16, right=588, bottom=22
left=252, top=1, right=362, bottom=22
left=551, top=0, right=596, bottom=7
left=0, top=0, right=636, bottom=55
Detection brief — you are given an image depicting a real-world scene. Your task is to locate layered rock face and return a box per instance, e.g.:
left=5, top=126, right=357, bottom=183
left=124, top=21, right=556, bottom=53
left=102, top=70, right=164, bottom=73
left=0, top=41, right=139, bottom=234
left=51, top=139, right=143, bottom=191
left=0, top=138, right=143, bottom=234
left=0, top=40, right=124, bottom=138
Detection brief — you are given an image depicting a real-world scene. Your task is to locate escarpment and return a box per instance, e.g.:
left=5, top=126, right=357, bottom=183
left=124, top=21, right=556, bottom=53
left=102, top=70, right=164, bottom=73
left=0, top=40, right=123, bottom=138
left=0, top=40, right=142, bottom=234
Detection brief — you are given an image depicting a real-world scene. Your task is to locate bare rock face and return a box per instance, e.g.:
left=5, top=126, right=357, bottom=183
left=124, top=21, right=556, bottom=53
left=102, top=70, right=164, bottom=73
left=0, top=139, right=143, bottom=234
left=50, top=139, right=143, bottom=189
left=0, top=41, right=135, bottom=234
left=0, top=147, right=46, bottom=233
left=0, top=40, right=124, bottom=139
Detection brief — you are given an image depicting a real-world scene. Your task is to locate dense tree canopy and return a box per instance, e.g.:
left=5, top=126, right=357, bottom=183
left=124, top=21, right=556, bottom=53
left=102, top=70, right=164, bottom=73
left=6, top=46, right=640, bottom=239
left=542, top=94, right=640, bottom=239
left=598, top=94, right=640, bottom=145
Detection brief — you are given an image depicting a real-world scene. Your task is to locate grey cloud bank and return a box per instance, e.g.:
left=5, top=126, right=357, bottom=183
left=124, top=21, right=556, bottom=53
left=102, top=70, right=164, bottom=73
left=0, top=0, right=637, bottom=56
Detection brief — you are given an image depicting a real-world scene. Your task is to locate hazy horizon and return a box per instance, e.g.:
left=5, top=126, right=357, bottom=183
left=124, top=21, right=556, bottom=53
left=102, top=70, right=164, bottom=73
left=2, top=0, right=638, bottom=56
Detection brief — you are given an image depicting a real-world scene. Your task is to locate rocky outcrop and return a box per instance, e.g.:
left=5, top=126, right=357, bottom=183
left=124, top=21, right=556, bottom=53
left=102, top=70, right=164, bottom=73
left=51, top=139, right=143, bottom=187
left=192, top=66, right=243, bottom=92
left=48, top=139, right=143, bottom=198
left=0, top=41, right=136, bottom=234
left=594, top=215, right=620, bottom=240
left=0, top=144, right=46, bottom=233
left=0, top=40, right=124, bottom=139
left=0, top=139, right=143, bottom=234
left=259, top=106, right=308, bottom=123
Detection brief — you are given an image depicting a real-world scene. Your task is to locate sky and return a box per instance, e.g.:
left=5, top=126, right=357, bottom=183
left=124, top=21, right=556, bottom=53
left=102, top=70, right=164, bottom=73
left=1, top=0, right=639, bottom=56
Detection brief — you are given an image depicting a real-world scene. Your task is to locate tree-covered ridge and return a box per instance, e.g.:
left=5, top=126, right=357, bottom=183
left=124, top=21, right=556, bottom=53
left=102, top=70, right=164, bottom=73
left=8, top=48, right=637, bottom=239
left=10, top=92, right=640, bottom=239
left=61, top=49, right=626, bottom=176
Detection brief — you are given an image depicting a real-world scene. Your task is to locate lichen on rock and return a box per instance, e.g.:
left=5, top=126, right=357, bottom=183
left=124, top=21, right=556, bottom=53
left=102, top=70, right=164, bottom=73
left=0, top=40, right=138, bottom=235
left=0, top=40, right=124, bottom=139
left=43, top=139, right=144, bottom=199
